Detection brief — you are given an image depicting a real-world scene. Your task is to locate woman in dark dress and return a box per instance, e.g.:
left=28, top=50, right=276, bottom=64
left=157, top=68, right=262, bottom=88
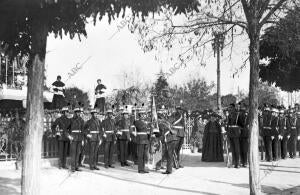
left=202, top=113, right=224, bottom=162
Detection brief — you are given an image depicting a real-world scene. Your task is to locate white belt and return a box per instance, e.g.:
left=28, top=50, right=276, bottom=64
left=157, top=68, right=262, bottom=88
left=291, top=127, right=296, bottom=129
left=173, top=126, right=184, bottom=129
left=95, top=94, right=105, bottom=99
left=121, top=129, right=129, bottom=132
left=105, top=131, right=114, bottom=133
left=228, top=125, right=239, bottom=128
left=72, top=130, right=81, bottom=133
left=137, top=132, right=147, bottom=135
left=54, top=91, right=64, bottom=96
left=263, top=127, right=271, bottom=129
left=90, top=131, right=99, bottom=134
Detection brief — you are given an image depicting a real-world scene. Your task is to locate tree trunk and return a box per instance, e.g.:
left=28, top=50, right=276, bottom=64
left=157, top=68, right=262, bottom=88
left=248, top=27, right=261, bottom=195
left=217, top=45, right=221, bottom=111
left=21, top=18, right=48, bottom=195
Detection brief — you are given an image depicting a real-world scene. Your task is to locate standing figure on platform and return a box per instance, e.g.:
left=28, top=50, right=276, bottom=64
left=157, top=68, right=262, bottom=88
left=202, top=112, right=224, bottom=162
left=69, top=107, right=85, bottom=172
left=51, top=106, right=71, bottom=169
left=116, top=108, right=131, bottom=167
left=52, top=75, right=66, bottom=109
left=239, top=104, right=249, bottom=167
left=226, top=103, right=243, bottom=168
left=101, top=109, right=117, bottom=168
left=94, top=79, right=106, bottom=113
left=172, top=107, right=185, bottom=168
left=84, top=109, right=102, bottom=170
left=133, top=108, right=151, bottom=174
left=262, top=107, right=273, bottom=162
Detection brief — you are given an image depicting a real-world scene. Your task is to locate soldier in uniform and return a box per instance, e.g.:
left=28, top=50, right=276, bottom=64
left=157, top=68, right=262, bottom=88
left=271, top=108, right=280, bottom=161
left=172, top=107, right=185, bottom=168
left=157, top=111, right=177, bottom=174
left=288, top=110, right=298, bottom=158
left=239, top=103, right=249, bottom=167
left=226, top=103, right=243, bottom=168
left=262, top=107, right=273, bottom=161
left=51, top=106, right=71, bottom=169
left=278, top=107, right=287, bottom=159
left=102, top=109, right=117, bottom=168
left=116, top=108, right=131, bottom=166
left=69, top=107, right=85, bottom=172
left=133, top=108, right=151, bottom=174
left=84, top=109, right=102, bottom=170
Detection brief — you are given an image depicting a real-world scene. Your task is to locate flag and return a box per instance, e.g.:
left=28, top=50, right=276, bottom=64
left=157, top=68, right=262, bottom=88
left=151, top=96, right=159, bottom=133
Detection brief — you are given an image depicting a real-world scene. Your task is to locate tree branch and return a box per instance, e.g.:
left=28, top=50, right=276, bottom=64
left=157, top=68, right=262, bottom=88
left=259, top=0, right=287, bottom=27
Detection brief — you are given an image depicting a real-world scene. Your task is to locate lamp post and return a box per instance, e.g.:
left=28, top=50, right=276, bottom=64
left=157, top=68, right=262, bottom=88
left=212, top=32, right=225, bottom=112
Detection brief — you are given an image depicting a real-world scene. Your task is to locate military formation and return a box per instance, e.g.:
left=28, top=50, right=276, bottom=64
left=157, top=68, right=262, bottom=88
left=223, top=102, right=300, bottom=168
left=49, top=103, right=186, bottom=174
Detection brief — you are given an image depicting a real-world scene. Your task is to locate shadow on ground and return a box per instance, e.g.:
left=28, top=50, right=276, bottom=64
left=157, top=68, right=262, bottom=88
left=0, top=177, right=20, bottom=195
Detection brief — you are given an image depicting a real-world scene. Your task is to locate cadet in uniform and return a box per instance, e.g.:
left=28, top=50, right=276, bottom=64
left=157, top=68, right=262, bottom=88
left=262, top=107, right=273, bottom=161
left=271, top=108, right=280, bottom=161
left=172, top=107, right=185, bottom=168
left=239, top=104, right=249, bottom=167
left=70, top=107, right=85, bottom=172
left=288, top=110, right=298, bottom=158
left=158, top=111, right=177, bottom=174
left=226, top=103, right=243, bottom=168
left=84, top=109, right=102, bottom=170
left=116, top=108, right=131, bottom=166
left=134, top=108, right=151, bottom=174
left=278, top=108, right=287, bottom=159
left=102, top=109, right=117, bottom=168
left=51, top=106, right=71, bottom=169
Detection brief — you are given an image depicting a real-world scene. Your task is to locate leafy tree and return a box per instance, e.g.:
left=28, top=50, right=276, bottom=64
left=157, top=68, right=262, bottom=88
left=171, top=78, right=215, bottom=111
left=221, top=94, right=237, bottom=108
left=64, top=87, right=90, bottom=109
left=0, top=1, right=194, bottom=194
left=259, top=7, right=300, bottom=92
left=153, top=70, right=172, bottom=109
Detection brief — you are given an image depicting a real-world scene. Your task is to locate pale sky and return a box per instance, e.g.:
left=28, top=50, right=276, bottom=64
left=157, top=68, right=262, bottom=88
left=45, top=16, right=252, bottom=103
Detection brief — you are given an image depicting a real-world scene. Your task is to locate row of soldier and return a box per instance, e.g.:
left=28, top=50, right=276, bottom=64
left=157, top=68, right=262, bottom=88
left=224, top=103, right=300, bottom=169
left=50, top=105, right=185, bottom=174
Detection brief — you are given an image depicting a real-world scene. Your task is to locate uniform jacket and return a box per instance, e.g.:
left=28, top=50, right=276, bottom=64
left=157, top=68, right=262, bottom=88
left=239, top=111, right=249, bottom=138
left=261, top=112, right=272, bottom=136
left=278, top=116, right=288, bottom=137
left=134, top=119, right=150, bottom=144
left=158, top=119, right=177, bottom=143
left=172, top=112, right=185, bottom=138
left=287, top=116, right=298, bottom=137
left=101, top=117, right=116, bottom=142
left=271, top=116, right=279, bottom=136
left=70, top=115, right=85, bottom=141
left=226, top=110, right=243, bottom=138
left=116, top=117, right=132, bottom=140
left=51, top=115, right=71, bottom=141
left=84, top=116, right=102, bottom=142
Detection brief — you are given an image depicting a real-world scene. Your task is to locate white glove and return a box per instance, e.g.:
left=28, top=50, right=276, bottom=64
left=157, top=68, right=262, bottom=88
left=271, top=136, right=274, bottom=140
left=98, top=139, right=102, bottom=146
left=117, top=131, right=122, bottom=135
left=279, top=135, right=283, bottom=140
left=56, top=132, right=61, bottom=136
left=221, top=127, right=226, bottom=134
left=288, top=135, right=290, bottom=139
left=298, top=136, right=300, bottom=140
left=81, top=140, right=84, bottom=146
left=103, top=133, right=107, bottom=138
left=68, top=135, right=73, bottom=141
left=87, top=134, right=92, bottom=138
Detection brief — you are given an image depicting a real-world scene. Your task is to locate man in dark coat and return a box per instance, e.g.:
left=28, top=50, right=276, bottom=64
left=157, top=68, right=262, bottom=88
left=133, top=108, right=151, bottom=174
left=69, top=107, right=85, bottom=172
left=102, top=109, right=117, bottom=168
left=172, top=107, right=185, bottom=168
left=239, top=104, right=249, bottom=167
left=94, top=79, right=106, bottom=112
left=271, top=108, right=280, bottom=161
left=84, top=109, right=102, bottom=170
left=288, top=110, right=299, bottom=158
left=262, top=107, right=273, bottom=162
left=116, top=109, right=131, bottom=166
left=52, top=75, right=66, bottom=109
left=226, top=103, right=243, bottom=168
left=278, top=108, right=288, bottom=159
left=51, top=106, right=71, bottom=169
